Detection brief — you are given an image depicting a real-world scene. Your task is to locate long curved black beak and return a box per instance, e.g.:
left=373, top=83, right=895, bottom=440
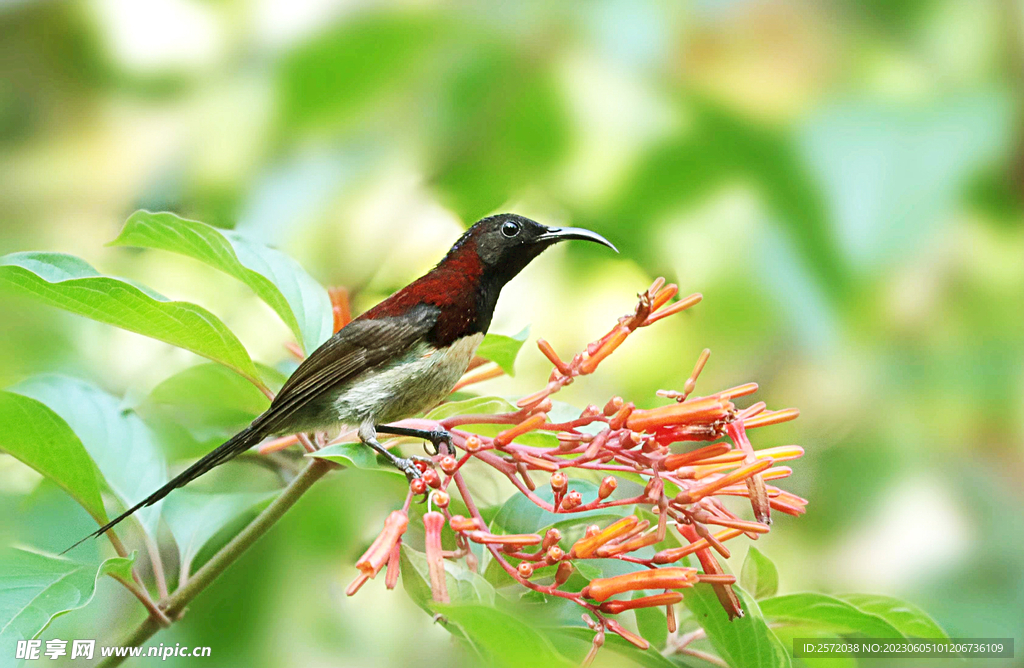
left=536, top=226, right=618, bottom=253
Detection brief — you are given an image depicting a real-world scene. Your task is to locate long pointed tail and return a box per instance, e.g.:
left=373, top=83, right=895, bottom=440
left=62, top=424, right=268, bottom=554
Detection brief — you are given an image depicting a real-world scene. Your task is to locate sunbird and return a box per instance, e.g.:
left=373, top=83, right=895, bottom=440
left=67, top=214, right=615, bottom=551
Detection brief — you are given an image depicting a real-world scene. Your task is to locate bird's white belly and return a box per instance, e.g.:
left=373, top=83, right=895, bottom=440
left=332, top=333, right=483, bottom=426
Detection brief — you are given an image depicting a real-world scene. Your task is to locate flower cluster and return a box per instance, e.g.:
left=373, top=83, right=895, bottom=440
left=344, top=278, right=805, bottom=663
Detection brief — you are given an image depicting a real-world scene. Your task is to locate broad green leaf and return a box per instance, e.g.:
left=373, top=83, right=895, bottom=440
left=0, top=392, right=108, bottom=524
left=0, top=252, right=261, bottom=385
left=162, top=490, right=277, bottom=575
left=633, top=589, right=669, bottom=649
left=12, top=376, right=167, bottom=539
left=0, top=549, right=134, bottom=660
left=426, top=395, right=517, bottom=421
left=399, top=545, right=496, bottom=613
left=740, top=546, right=779, bottom=600
left=684, top=583, right=791, bottom=668
left=434, top=603, right=572, bottom=668
left=310, top=442, right=402, bottom=476
left=548, top=627, right=687, bottom=668
left=759, top=593, right=904, bottom=638
left=476, top=327, right=529, bottom=376
left=112, top=211, right=333, bottom=353
left=490, top=480, right=632, bottom=536
left=839, top=594, right=948, bottom=639
left=141, top=363, right=274, bottom=440
left=770, top=625, right=858, bottom=668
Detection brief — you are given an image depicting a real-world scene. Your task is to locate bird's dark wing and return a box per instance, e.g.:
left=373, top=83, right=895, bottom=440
left=255, top=303, right=440, bottom=431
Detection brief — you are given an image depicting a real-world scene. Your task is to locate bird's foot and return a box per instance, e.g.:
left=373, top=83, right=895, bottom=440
left=421, top=429, right=453, bottom=456
left=374, top=424, right=454, bottom=456
left=394, top=457, right=424, bottom=483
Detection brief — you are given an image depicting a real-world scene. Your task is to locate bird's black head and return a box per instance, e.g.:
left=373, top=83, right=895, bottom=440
left=451, top=213, right=617, bottom=287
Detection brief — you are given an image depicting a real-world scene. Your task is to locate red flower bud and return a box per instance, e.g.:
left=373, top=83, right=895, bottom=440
left=546, top=546, right=565, bottom=563
left=409, top=478, right=427, bottom=496
left=464, top=434, right=482, bottom=452
left=422, top=468, right=441, bottom=489
left=432, top=490, right=450, bottom=508
left=517, top=562, right=535, bottom=579
left=561, top=490, right=582, bottom=510
left=543, top=528, right=562, bottom=550
left=555, top=561, right=574, bottom=586
left=439, top=455, right=459, bottom=475
left=550, top=471, right=567, bottom=492
left=598, top=476, right=617, bottom=499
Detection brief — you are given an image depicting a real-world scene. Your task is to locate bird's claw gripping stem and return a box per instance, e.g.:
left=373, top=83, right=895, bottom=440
left=375, top=425, right=453, bottom=456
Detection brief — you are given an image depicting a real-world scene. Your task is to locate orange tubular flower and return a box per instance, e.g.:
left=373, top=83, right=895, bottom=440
left=343, top=278, right=808, bottom=663
left=584, top=567, right=698, bottom=602
left=355, top=510, right=409, bottom=579
left=744, top=407, right=800, bottom=429
left=662, top=443, right=733, bottom=471
left=626, top=397, right=734, bottom=433
left=494, top=413, right=547, bottom=447
left=599, top=592, right=683, bottom=614
left=466, top=532, right=542, bottom=546
left=652, top=529, right=746, bottom=564
left=580, top=326, right=630, bottom=374
left=674, top=458, right=774, bottom=504
left=571, top=515, right=639, bottom=558
left=423, top=511, right=448, bottom=603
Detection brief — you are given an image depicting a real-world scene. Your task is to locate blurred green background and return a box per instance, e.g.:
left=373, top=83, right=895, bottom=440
left=1, top=0, right=1022, bottom=666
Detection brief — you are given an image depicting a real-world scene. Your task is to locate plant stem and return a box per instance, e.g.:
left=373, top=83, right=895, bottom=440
left=97, top=458, right=333, bottom=668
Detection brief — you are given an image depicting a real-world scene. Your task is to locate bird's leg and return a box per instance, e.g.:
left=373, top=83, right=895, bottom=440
left=359, top=424, right=423, bottom=481
left=375, top=424, right=453, bottom=456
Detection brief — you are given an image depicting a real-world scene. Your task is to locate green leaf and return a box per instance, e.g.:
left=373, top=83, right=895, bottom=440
left=548, top=627, right=686, bottom=668
left=310, top=442, right=402, bottom=476
left=839, top=594, right=948, bottom=639
left=399, top=545, right=496, bottom=612
left=633, top=590, right=669, bottom=649
left=162, top=490, right=277, bottom=575
left=434, top=603, right=572, bottom=668
left=0, top=252, right=261, bottom=385
left=0, top=549, right=132, bottom=659
left=740, top=547, right=779, bottom=600
left=12, top=376, right=167, bottom=539
left=141, top=363, right=273, bottom=441
left=759, top=593, right=905, bottom=638
left=684, top=583, right=791, bottom=668
left=425, top=395, right=518, bottom=421
left=111, top=211, right=333, bottom=353
left=476, top=327, right=529, bottom=376
left=99, top=552, right=138, bottom=583
left=0, top=391, right=108, bottom=524
left=491, top=480, right=631, bottom=536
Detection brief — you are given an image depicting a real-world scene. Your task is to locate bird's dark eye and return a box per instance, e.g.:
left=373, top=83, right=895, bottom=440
left=501, top=221, right=521, bottom=238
